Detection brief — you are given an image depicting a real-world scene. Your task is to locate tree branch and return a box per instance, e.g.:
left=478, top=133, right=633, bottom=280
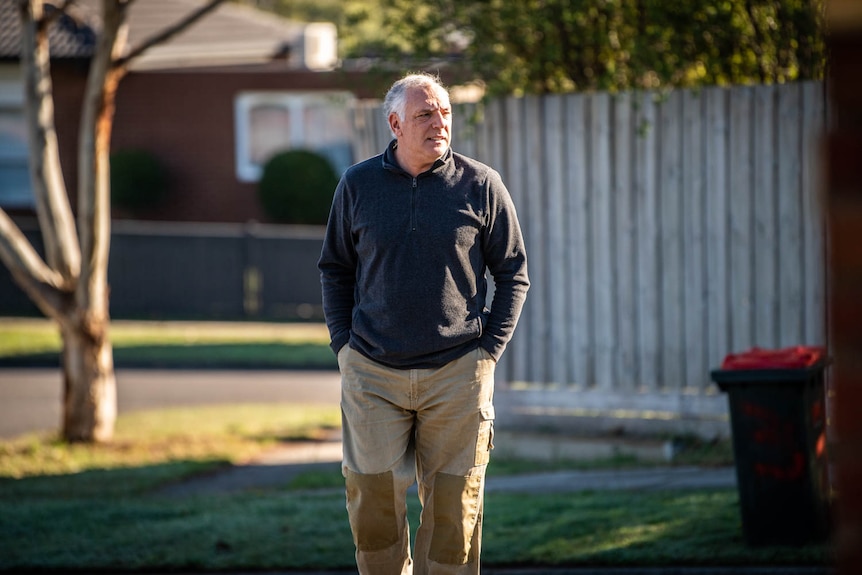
left=76, top=0, right=125, bottom=316
left=0, top=209, right=67, bottom=319
left=18, top=0, right=82, bottom=283
left=112, top=0, right=227, bottom=69
left=44, top=0, right=77, bottom=25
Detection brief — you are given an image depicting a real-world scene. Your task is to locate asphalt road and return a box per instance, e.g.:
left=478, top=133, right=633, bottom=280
left=0, top=368, right=342, bottom=439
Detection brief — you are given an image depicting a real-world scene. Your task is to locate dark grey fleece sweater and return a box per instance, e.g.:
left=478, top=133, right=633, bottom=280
left=318, top=141, right=529, bottom=369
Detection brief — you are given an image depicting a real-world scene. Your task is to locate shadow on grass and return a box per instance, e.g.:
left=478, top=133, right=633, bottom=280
left=154, top=460, right=344, bottom=497
left=0, top=459, right=231, bottom=499
left=0, top=342, right=337, bottom=370
left=0, top=459, right=356, bottom=571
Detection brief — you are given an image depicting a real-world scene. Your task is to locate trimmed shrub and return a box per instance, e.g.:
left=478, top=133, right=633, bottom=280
left=110, top=149, right=168, bottom=214
left=257, top=149, right=338, bottom=225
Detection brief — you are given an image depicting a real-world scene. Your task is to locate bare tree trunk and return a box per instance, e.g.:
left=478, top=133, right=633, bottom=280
left=61, top=0, right=130, bottom=442
left=60, top=315, right=115, bottom=442
left=12, top=0, right=114, bottom=442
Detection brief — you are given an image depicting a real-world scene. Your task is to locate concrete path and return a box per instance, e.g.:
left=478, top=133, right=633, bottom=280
left=484, top=465, right=737, bottom=493
left=153, top=431, right=737, bottom=498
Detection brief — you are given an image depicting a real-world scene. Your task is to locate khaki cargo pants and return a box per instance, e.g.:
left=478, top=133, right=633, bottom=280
left=338, top=345, right=497, bottom=575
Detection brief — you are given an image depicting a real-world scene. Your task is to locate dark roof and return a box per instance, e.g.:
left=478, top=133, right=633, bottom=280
left=116, top=0, right=308, bottom=70
left=0, top=0, right=321, bottom=69
left=0, top=0, right=97, bottom=59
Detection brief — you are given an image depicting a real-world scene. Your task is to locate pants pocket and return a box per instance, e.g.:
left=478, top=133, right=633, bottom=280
left=474, top=404, right=495, bottom=466
left=336, top=344, right=349, bottom=369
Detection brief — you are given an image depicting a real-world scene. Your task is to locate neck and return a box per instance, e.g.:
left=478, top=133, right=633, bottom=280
left=394, top=148, right=434, bottom=177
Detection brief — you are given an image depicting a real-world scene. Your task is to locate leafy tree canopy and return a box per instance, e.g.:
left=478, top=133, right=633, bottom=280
left=237, top=0, right=826, bottom=96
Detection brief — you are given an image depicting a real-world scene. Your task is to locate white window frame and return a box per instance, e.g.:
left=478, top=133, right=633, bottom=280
left=234, top=90, right=354, bottom=183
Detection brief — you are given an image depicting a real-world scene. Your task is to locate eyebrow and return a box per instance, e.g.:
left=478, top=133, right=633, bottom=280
left=415, top=104, right=451, bottom=116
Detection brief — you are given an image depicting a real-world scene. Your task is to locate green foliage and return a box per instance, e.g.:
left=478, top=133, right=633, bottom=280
left=257, top=149, right=338, bottom=225
left=244, top=0, right=826, bottom=96
left=384, top=0, right=826, bottom=95
left=110, top=149, right=168, bottom=214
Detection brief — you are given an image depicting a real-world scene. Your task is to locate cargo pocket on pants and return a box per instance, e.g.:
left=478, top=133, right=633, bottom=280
left=474, top=405, right=495, bottom=466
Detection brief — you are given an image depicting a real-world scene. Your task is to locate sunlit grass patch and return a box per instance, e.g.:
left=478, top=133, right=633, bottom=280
left=0, top=403, right=340, bottom=486
left=0, top=319, right=62, bottom=356
left=482, top=489, right=828, bottom=566
left=0, top=319, right=335, bottom=368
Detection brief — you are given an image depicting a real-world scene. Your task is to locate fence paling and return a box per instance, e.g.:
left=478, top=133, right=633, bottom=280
left=565, top=95, right=591, bottom=392
left=705, top=87, right=731, bottom=394
left=802, top=82, right=826, bottom=346
left=635, top=91, right=661, bottom=393
left=682, top=89, right=707, bottom=395
left=614, top=93, right=638, bottom=393
left=545, top=95, right=568, bottom=390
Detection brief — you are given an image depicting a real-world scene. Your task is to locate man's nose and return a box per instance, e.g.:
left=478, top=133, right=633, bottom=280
left=431, top=109, right=447, bottom=127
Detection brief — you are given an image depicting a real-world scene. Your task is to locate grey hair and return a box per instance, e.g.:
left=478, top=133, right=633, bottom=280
left=383, top=73, right=449, bottom=136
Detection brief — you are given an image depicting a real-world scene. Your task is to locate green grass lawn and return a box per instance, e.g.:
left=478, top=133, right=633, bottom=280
left=0, top=404, right=833, bottom=571
left=0, top=319, right=835, bottom=570
left=0, top=317, right=336, bottom=369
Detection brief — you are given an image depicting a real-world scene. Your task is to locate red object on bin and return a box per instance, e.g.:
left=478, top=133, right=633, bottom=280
left=721, top=346, right=826, bottom=370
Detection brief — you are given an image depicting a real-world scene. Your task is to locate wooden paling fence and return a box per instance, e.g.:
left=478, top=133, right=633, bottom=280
left=350, top=81, right=827, bottom=437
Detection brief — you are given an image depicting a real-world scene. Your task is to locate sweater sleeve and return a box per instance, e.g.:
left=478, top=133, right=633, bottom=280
left=318, top=177, right=356, bottom=355
left=480, top=169, right=530, bottom=360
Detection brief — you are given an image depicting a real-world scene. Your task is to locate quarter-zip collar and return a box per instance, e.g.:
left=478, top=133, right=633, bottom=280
left=382, top=139, right=452, bottom=177
left=382, top=140, right=452, bottom=232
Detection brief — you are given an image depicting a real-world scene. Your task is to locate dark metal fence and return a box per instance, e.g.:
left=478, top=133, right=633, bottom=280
left=0, top=219, right=325, bottom=321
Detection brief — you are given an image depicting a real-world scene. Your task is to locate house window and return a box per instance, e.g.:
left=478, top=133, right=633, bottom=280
left=0, top=67, right=34, bottom=209
left=234, top=91, right=354, bottom=182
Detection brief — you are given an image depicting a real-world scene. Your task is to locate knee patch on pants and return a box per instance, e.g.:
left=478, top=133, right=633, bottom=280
left=345, top=468, right=400, bottom=552
left=429, top=472, right=484, bottom=565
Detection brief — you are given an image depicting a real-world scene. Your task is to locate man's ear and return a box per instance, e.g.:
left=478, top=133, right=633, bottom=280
left=388, top=112, right=401, bottom=137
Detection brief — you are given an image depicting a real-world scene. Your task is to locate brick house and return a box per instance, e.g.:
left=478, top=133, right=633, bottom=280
left=0, top=0, right=397, bottom=223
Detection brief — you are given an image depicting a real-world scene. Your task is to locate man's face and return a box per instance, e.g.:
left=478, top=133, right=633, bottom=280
left=389, top=84, right=452, bottom=173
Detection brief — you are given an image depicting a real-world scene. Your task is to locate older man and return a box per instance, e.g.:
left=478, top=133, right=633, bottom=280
left=318, top=72, right=529, bottom=575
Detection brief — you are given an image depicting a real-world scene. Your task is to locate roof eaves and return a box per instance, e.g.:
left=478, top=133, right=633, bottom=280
left=1, top=0, right=314, bottom=70
left=0, top=1, right=98, bottom=59
left=128, top=41, right=293, bottom=71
